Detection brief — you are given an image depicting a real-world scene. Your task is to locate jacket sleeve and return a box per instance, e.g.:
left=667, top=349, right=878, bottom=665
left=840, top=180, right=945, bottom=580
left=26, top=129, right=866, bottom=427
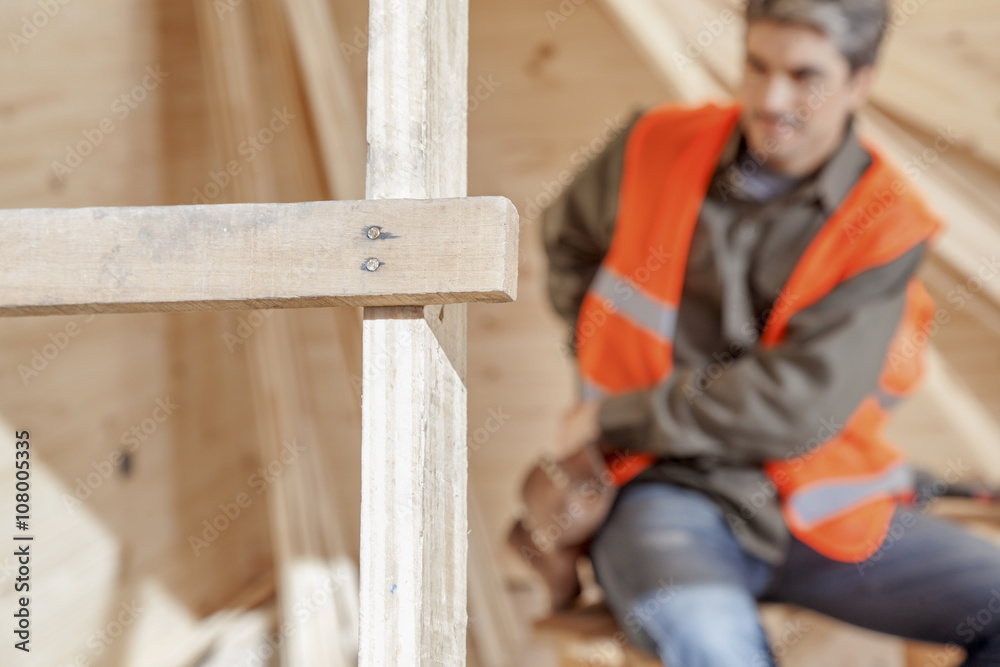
left=596, top=242, right=927, bottom=463
left=542, top=112, right=642, bottom=352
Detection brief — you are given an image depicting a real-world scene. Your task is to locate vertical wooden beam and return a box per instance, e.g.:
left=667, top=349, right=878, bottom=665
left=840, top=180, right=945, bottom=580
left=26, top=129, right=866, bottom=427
left=193, top=2, right=360, bottom=665
left=275, top=0, right=368, bottom=412
left=598, top=0, right=728, bottom=102
left=360, top=0, right=469, bottom=664
left=278, top=0, right=366, bottom=200
left=468, top=496, right=528, bottom=666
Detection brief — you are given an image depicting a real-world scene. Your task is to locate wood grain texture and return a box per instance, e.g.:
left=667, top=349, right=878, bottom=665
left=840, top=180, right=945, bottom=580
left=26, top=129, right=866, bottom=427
left=360, top=0, right=484, bottom=664
left=0, top=196, right=518, bottom=316
left=468, top=495, right=528, bottom=666
left=278, top=0, right=367, bottom=200
left=598, top=0, right=728, bottom=103
left=194, top=1, right=366, bottom=664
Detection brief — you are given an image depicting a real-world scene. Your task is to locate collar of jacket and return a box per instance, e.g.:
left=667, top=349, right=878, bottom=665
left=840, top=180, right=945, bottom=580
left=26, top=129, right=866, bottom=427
left=712, top=111, right=873, bottom=216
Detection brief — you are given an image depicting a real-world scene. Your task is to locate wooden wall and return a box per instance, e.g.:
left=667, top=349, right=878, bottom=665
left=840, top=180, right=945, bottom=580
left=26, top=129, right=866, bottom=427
left=0, top=0, right=998, bottom=665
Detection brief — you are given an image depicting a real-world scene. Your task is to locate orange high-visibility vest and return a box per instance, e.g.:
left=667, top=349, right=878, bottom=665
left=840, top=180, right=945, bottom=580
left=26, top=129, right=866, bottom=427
left=578, top=102, right=945, bottom=563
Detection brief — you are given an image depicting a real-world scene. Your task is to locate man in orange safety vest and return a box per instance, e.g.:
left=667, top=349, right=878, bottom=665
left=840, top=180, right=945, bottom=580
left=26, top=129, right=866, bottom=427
left=537, top=0, right=1000, bottom=664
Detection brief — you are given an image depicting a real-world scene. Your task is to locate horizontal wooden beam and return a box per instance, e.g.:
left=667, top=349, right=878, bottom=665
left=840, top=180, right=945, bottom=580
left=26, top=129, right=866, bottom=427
left=0, top=196, right=518, bottom=316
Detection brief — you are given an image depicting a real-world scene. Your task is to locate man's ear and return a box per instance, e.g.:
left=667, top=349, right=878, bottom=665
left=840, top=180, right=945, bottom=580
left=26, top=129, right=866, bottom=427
left=847, top=64, right=877, bottom=111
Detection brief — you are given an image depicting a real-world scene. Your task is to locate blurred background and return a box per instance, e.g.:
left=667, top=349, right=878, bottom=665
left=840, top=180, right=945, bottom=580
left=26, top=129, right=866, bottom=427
left=0, top=0, right=998, bottom=665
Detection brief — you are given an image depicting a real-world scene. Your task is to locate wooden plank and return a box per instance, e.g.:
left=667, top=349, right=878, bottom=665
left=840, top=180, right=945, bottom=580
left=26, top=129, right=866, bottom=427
left=246, top=312, right=360, bottom=666
left=921, top=256, right=1000, bottom=338
left=872, top=29, right=1000, bottom=171
left=360, top=0, right=500, bottom=665
left=193, top=2, right=363, bottom=664
left=857, top=108, right=1000, bottom=313
left=921, top=346, right=1000, bottom=485
left=364, top=0, right=476, bottom=374
left=131, top=575, right=275, bottom=667
left=468, top=495, right=529, bottom=666
left=278, top=0, right=366, bottom=200
left=598, top=0, right=729, bottom=102
left=0, top=197, right=518, bottom=316
left=273, top=0, right=370, bottom=401
left=361, top=306, right=468, bottom=665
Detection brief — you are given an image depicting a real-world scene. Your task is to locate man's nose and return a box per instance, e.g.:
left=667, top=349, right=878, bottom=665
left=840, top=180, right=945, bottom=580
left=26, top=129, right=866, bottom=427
left=759, top=75, right=796, bottom=115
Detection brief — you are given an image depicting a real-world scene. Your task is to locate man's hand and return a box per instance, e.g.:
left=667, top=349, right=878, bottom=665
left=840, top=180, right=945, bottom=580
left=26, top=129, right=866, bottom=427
left=556, top=400, right=602, bottom=457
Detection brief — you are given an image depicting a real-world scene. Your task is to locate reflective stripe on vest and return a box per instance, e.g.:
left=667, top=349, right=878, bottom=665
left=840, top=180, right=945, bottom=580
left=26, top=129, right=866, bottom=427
left=581, top=379, right=608, bottom=402
left=875, top=388, right=903, bottom=411
left=589, top=265, right=678, bottom=346
left=788, top=462, right=914, bottom=528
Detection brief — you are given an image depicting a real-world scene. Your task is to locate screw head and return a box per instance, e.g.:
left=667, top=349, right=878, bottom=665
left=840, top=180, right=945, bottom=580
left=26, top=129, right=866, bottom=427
left=365, top=257, right=381, bottom=272
left=367, top=226, right=381, bottom=240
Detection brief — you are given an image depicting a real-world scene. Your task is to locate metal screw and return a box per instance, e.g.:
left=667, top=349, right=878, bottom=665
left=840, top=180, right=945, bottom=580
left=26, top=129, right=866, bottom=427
left=365, top=258, right=381, bottom=272
left=367, top=226, right=381, bottom=240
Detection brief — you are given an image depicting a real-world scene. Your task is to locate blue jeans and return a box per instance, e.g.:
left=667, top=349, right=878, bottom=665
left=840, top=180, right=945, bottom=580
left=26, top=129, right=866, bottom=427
left=590, top=482, right=1000, bottom=666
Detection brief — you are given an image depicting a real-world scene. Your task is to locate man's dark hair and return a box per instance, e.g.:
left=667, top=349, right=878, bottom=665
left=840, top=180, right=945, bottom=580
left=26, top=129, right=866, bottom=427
left=745, top=0, right=890, bottom=71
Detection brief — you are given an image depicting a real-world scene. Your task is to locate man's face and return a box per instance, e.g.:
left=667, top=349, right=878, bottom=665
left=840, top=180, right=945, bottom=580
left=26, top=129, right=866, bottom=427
left=738, top=19, right=874, bottom=174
